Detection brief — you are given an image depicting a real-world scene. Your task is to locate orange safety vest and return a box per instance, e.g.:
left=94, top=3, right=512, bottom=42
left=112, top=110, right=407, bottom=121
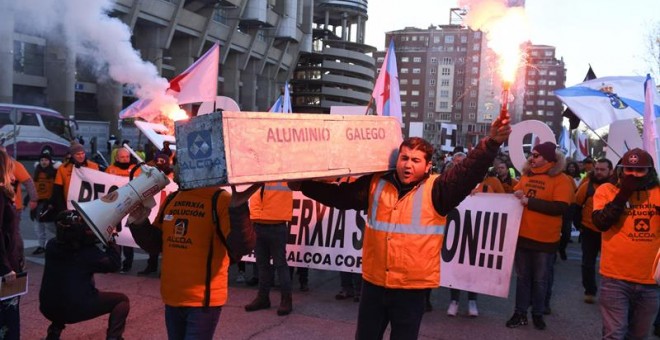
left=363, top=174, right=446, bottom=289
left=250, top=182, right=293, bottom=223
left=154, top=187, right=232, bottom=306
left=593, top=183, right=660, bottom=284
left=54, top=161, right=100, bottom=201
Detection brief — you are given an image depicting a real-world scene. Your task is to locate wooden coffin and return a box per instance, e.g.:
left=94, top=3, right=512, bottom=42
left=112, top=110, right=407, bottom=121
left=174, top=111, right=403, bottom=189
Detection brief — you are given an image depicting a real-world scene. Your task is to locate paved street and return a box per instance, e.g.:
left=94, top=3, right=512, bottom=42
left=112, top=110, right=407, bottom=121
left=14, top=208, right=627, bottom=340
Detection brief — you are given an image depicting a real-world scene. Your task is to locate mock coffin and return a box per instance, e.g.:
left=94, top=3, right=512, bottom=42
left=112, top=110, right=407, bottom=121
left=175, top=111, right=403, bottom=189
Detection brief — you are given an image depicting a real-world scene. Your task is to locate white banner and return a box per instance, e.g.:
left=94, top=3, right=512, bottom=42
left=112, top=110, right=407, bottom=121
left=440, top=193, right=522, bottom=297
left=242, top=191, right=367, bottom=273
left=68, top=167, right=178, bottom=247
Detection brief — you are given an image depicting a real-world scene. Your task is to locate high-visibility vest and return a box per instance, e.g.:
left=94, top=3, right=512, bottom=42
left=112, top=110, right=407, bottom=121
left=249, top=182, right=293, bottom=223
left=363, top=174, right=446, bottom=289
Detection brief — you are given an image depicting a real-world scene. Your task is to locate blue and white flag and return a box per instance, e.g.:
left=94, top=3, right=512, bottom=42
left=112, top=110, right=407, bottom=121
left=555, top=76, right=660, bottom=130
left=269, top=81, right=292, bottom=113
left=558, top=126, right=576, bottom=157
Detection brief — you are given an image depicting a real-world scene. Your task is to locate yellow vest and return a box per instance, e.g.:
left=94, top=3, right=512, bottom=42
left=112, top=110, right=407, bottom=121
left=363, top=174, right=446, bottom=289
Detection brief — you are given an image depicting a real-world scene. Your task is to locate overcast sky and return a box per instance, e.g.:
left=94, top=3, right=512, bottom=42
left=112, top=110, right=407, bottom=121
left=365, top=0, right=660, bottom=86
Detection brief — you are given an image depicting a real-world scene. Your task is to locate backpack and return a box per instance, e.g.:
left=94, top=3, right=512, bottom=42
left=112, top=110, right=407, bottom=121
left=159, top=189, right=256, bottom=263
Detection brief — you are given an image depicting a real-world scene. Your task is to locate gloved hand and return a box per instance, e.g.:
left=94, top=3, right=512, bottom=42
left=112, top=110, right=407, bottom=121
left=613, top=175, right=638, bottom=205
left=127, top=204, right=152, bottom=225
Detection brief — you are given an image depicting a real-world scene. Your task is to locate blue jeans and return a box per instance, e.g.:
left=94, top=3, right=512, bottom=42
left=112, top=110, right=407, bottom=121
left=255, top=223, right=291, bottom=295
left=164, top=305, right=222, bottom=340
left=355, top=280, right=428, bottom=340
left=513, top=247, right=553, bottom=316
left=599, top=276, right=659, bottom=340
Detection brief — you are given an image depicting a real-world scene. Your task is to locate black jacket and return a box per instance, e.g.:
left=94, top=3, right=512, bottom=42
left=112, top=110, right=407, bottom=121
left=300, top=137, right=501, bottom=216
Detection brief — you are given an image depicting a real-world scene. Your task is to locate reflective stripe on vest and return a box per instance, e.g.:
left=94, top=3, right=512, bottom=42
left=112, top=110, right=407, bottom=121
left=266, top=182, right=291, bottom=192
left=368, top=178, right=445, bottom=235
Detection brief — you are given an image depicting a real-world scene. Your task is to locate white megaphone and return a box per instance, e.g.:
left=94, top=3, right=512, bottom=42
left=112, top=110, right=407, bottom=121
left=71, top=165, right=171, bottom=247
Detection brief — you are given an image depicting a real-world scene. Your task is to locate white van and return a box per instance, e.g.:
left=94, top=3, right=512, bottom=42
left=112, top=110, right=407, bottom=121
left=0, top=104, right=76, bottom=159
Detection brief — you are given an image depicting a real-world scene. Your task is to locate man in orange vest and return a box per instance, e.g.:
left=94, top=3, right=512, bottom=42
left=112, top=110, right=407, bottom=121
left=290, top=116, right=511, bottom=339
left=51, top=143, right=99, bottom=214
left=592, top=148, right=659, bottom=339
left=573, top=158, right=613, bottom=304
left=507, top=142, right=574, bottom=331
left=244, top=182, right=295, bottom=316
left=105, top=147, right=138, bottom=273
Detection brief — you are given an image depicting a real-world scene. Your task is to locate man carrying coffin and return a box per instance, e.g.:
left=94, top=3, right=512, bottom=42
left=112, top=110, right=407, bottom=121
left=288, top=116, right=511, bottom=339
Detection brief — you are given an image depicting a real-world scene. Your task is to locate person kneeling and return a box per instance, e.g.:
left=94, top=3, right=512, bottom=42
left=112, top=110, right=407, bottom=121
left=39, top=211, right=129, bottom=340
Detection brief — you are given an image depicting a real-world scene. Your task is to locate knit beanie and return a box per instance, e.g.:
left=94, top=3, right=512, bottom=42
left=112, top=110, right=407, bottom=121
left=69, top=142, right=85, bottom=154
left=533, top=142, right=557, bottom=162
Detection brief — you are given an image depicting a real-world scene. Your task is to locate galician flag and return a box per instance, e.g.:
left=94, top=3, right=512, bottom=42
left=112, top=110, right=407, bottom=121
left=371, top=40, right=402, bottom=124
left=554, top=76, right=660, bottom=130
left=269, top=81, right=292, bottom=113
left=120, top=43, right=220, bottom=121
left=642, top=74, right=659, bottom=167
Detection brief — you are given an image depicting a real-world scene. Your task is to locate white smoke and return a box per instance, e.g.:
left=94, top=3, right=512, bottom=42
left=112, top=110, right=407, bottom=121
left=12, top=0, right=170, bottom=102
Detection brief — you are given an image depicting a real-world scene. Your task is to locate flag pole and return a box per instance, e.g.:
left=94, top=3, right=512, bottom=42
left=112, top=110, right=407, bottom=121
left=364, top=96, right=374, bottom=115
left=581, top=121, right=622, bottom=159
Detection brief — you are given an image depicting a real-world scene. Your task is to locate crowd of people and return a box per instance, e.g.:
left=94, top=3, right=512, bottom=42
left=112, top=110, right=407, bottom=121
left=0, top=114, right=658, bottom=339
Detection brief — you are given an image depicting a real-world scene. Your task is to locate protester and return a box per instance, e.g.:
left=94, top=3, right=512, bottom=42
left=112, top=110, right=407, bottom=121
left=105, top=147, right=138, bottom=273
left=51, top=143, right=99, bottom=214
left=592, top=148, right=659, bottom=339
left=137, top=152, right=172, bottom=276
left=336, top=271, right=362, bottom=303
left=573, top=158, right=613, bottom=304
left=0, top=149, right=23, bottom=340
left=31, top=152, right=57, bottom=254
left=245, top=182, right=295, bottom=316
left=39, top=210, right=128, bottom=340
left=0, top=146, right=39, bottom=228
left=289, top=116, right=511, bottom=339
left=128, top=178, right=259, bottom=339
left=580, top=157, right=594, bottom=179
left=557, top=162, right=580, bottom=261
left=495, top=160, right=518, bottom=193
left=507, top=142, right=574, bottom=331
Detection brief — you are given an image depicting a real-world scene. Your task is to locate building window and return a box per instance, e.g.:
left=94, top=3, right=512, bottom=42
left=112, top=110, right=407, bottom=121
left=410, top=112, right=419, bottom=118
left=472, top=55, right=479, bottom=63
left=411, top=101, right=419, bottom=108
left=474, top=31, right=481, bottom=38
left=538, top=79, right=547, bottom=85
left=428, top=101, right=434, bottom=108
left=547, top=100, right=555, bottom=106
left=412, top=36, right=418, bottom=41
left=455, top=113, right=462, bottom=119
left=526, top=100, right=534, bottom=105
left=441, top=68, right=451, bottom=76
left=401, top=57, right=409, bottom=63
left=428, top=91, right=435, bottom=98
left=531, top=50, right=539, bottom=56
left=429, top=79, right=436, bottom=85
left=455, top=102, right=462, bottom=109
left=377, top=57, right=385, bottom=63
left=469, top=113, right=476, bottom=119
left=538, top=69, right=548, bottom=75
left=471, top=67, right=478, bottom=74
left=442, top=57, right=453, bottom=65
left=445, top=35, right=454, bottom=43
left=549, top=70, right=557, bottom=76
left=430, top=68, right=436, bottom=74
left=439, top=102, right=448, bottom=109
left=431, top=57, right=437, bottom=63
left=400, top=90, right=408, bottom=96
left=545, top=51, right=553, bottom=56
left=546, top=111, right=554, bottom=116
left=434, top=37, right=441, bottom=43
left=528, top=70, right=537, bottom=76
left=547, top=121, right=553, bottom=126
left=456, top=90, right=463, bottom=98
left=401, top=101, right=407, bottom=107
left=461, top=35, right=468, bottom=43
left=441, top=79, right=450, bottom=86
left=413, top=57, right=422, bottom=62
left=538, top=90, right=546, bottom=96
left=441, top=113, right=451, bottom=120
left=427, top=112, right=434, bottom=118
left=469, top=102, right=477, bottom=108
left=14, top=41, right=45, bottom=76
left=401, top=68, right=409, bottom=74
left=469, top=90, right=477, bottom=97
left=527, top=80, right=536, bottom=85
left=537, top=100, right=545, bottom=105
left=457, top=79, right=464, bottom=86
left=537, top=110, right=544, bottom=115
left=473, top=43, right=480, bottom=51
left=400, top=79, right=408, bottom=85
left=548, top=80, right=557, bottom=86
left=525, top=110, right=533, bottom=115
left=411, top=90, right=420, bottom=96
left=440, top=90, right=449, bottom=98
left=412, top=79, right=420, bottom=85
left=471, top=78, right=478, bottom=86
left=412, top=68, right=421, bottom=74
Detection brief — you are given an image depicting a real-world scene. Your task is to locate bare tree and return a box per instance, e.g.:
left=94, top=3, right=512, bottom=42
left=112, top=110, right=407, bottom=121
left=643, top=21, right=660, bottom=80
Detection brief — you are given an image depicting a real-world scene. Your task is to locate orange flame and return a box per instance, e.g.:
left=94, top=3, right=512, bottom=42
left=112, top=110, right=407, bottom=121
left=461, top=1, right=530, bottom=84
left=161, top=104, right=189, bottom=122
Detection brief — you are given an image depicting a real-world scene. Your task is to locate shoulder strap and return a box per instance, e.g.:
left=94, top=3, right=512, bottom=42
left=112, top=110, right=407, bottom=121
left=157, top=191, right=179, bottom=224
left=211, top=189, right=231, bottom=254
left=203, top=189, right=229, bottom=308
left=579, top=180, right=596, bottom=206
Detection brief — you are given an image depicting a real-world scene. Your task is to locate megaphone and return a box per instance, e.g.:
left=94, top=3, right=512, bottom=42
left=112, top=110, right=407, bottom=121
left=71, top=165, right=170, bottom=247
